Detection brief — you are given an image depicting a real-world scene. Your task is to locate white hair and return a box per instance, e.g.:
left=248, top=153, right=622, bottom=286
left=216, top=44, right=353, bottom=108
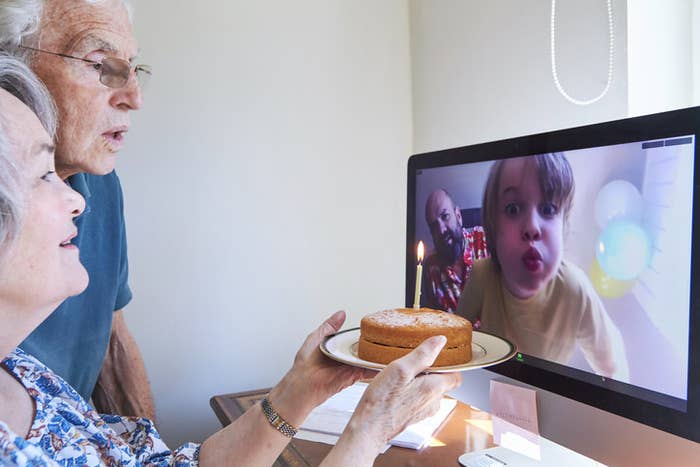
left=0, top=0, right=133, bottom=62
left=0, top=53, right=57, bottom=259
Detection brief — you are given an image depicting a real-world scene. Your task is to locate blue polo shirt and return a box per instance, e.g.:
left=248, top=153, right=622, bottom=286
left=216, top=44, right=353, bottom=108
left=20, top=170, right=132, bottom=401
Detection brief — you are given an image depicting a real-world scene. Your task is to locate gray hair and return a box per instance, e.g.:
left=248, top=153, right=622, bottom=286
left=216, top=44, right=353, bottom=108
left=0, top=53, right=57, bottom=258
left=0, top=0, right=133, bottom=62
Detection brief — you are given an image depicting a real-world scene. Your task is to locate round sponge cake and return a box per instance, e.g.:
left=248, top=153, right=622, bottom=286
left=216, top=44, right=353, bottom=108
left=358, top=308, right=472, bottom=366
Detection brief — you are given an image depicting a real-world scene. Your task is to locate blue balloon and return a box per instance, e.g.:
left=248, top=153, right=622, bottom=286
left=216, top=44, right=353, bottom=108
left=596, top=220, right=652, bottom=280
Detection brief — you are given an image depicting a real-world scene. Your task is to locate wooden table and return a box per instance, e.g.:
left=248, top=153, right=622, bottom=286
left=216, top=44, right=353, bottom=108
left=210, top=388, right=495, bottom=466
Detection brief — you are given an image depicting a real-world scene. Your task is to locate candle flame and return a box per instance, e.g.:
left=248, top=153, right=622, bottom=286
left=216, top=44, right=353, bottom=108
left=417, top=241, right=424, bottom=263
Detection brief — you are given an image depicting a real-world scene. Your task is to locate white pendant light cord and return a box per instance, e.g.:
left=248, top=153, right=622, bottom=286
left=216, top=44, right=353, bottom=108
left=551, top=0, right=614, bottom=105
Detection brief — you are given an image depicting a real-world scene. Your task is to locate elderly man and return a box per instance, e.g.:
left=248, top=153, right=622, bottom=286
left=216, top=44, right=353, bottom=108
left=422, top=189, right=488, bottom=312
left=0, top=0, right=154, bottom=419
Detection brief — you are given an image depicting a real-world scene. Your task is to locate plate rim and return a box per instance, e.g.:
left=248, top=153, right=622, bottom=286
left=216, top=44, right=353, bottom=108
left=320, top=327, right=517, bottom=373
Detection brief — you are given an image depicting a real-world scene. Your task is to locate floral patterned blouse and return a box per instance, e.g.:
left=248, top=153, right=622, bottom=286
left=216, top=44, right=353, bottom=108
left=0, top=348, right=200, bottom=466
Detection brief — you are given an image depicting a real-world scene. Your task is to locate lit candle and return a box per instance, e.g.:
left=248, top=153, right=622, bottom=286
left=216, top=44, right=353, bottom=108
left=413, top=241, right=424, bottom=309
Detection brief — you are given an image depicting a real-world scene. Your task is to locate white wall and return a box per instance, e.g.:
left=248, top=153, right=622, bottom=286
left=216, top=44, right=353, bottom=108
left=410, top=1, right=700, bottom=466
left=627, top=0, right=696, bottom=115
left=695, top=0, right=700, bottom=103
left=120, top=0, right=412, bottom=446
left=410, top=0, right=628, bottom=152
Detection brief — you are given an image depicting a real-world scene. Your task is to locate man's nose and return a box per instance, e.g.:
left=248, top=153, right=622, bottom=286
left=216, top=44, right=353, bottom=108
left=110, top=73, right=143, bottom=111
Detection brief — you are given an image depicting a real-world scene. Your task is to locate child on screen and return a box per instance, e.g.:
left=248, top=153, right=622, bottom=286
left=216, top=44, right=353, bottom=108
left=456, top=153, right=629, bottom=381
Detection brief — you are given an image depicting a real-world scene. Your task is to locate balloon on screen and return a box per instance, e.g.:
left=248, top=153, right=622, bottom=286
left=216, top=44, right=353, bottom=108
left=589, top=257, right=635, bottom=298
left=594, top=180, right=643, bottom=229
left=596, top=220, right=652, bottom=280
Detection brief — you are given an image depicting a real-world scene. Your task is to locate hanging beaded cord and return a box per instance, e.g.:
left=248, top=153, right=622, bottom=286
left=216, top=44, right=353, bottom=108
left=551, top=0, right=614, bottom=105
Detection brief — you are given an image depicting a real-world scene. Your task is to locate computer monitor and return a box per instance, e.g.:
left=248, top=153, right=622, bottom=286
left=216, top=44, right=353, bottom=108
left=406, top=106, right=700, bottom=442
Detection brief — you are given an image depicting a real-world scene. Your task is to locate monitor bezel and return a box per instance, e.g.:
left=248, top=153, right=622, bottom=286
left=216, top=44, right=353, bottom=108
left=405, top=105, right=700, bottom=442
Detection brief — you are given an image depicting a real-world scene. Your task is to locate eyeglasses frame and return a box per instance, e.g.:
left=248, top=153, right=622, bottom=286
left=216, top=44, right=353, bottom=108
left=18, top=45, right=151, bottom=89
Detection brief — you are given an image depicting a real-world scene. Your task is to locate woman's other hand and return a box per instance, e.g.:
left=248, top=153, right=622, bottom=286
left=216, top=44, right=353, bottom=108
left=329, top=336, right=462, bottom=462
left=268, top=310, right=373, bottom=428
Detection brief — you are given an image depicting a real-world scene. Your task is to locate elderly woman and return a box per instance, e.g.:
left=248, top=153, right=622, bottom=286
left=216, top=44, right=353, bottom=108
left=0, top=54, right=461, bottom=465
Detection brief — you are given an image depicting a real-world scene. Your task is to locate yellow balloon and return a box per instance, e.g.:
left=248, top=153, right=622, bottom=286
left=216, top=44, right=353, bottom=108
left=589, top=258, right=635, bottom=299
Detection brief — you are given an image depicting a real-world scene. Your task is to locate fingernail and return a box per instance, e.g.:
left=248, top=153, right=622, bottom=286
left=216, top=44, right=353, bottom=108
left=330, top=310, right=345, bottom=324
left=435, top=335, right=447, bottom=347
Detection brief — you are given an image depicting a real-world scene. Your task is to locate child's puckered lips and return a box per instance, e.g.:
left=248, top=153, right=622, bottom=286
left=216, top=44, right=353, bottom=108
left=522, top=246, right=543, bottom=272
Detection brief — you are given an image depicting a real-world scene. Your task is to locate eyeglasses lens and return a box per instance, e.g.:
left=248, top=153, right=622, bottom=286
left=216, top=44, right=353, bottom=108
left=99, top=58, right=130, bottom=88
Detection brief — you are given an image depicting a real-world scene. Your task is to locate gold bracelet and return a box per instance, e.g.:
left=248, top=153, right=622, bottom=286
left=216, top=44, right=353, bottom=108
left=261, top=396, right=298, bottom=438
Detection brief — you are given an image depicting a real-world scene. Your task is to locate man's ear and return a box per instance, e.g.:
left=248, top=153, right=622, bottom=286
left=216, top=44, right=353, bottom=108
left=454, top=205, right=463, bottom=227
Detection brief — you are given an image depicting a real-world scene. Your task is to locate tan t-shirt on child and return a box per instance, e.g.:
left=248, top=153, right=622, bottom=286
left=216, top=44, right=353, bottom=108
left=456, top=257, right=624, bottom=375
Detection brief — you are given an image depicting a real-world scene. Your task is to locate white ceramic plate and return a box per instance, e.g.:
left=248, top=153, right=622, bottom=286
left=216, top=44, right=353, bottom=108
left=320, top=327, right=516, bottom=373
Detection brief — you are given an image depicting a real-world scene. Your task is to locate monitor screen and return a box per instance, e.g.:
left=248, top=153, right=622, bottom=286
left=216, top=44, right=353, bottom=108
left=406, top=106, right=700, bottom=442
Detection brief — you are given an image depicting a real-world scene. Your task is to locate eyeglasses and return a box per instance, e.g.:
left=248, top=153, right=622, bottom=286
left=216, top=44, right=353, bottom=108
left=19, top=45, right=152, bottom=89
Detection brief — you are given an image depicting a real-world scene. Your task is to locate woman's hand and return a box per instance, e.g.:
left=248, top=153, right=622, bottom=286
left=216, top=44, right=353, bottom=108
left=201, top=311, right=371, bottom=467
left=331, top=336, right=462, bottom=460
left=268, top=310, right=374, bottom=427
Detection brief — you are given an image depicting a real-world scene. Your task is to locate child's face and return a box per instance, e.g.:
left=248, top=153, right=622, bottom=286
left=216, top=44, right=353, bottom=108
left=495, top=157, right=564, bottom=298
